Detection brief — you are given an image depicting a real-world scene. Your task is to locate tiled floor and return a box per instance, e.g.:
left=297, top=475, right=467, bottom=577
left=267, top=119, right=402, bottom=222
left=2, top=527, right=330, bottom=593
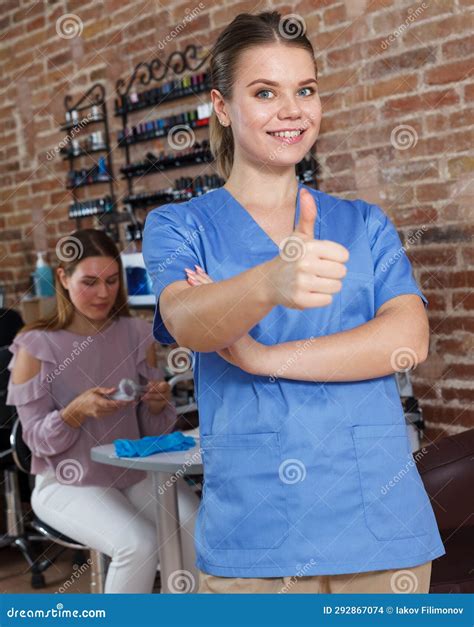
left=0, top=545, right=161, bottom=593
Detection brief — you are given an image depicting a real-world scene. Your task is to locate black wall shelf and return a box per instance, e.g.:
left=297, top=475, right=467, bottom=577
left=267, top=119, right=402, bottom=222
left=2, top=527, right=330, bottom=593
left=114, top=72, right=210, bottom=116
left=114, top=44, right=220, bottom=232
left=61, top=83, right=119, bottom=240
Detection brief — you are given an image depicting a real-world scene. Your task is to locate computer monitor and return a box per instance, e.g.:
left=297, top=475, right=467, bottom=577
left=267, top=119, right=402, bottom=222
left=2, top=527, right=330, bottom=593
left=120, top=252, right=155, bottom=306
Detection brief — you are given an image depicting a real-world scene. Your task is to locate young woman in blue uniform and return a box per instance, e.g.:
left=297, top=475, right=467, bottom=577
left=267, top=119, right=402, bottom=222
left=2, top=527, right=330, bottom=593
left=143, top=11, right=445, bottom=593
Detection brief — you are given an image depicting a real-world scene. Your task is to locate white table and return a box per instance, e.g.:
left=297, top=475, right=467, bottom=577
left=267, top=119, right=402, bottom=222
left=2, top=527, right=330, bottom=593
left=91, top=431, right=202, bottom=593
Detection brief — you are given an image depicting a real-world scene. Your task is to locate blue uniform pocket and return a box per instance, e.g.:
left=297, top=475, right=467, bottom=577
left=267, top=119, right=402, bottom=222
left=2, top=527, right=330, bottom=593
left=352, top=424, right=432, bottom=541
left=200, top=432, right=289, bottom=550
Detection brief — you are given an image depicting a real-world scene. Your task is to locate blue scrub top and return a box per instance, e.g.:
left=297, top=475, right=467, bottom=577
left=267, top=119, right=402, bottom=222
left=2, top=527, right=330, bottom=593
left=143, top=182, right=445, bottom=577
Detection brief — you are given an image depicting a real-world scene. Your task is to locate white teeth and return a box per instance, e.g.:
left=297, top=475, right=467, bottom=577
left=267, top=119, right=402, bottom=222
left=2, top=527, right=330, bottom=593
left=269, top=130, right=302, bottom=138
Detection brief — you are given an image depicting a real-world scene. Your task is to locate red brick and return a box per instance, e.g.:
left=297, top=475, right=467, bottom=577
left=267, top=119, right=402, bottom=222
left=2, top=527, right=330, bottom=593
left=345, top=74, right=418, bottom=105
left=325, top=153, right=355, bottom=173
left=442, top=34, right=474, bottom=60
left=394, top=206, right=438, bottom=228
left=364, top=47, right=436, bottom=80
left=425, top=59, right=474, bottom=86
left=429, top=314, right=474, bottom=335
left=319, top=68, right=359, bottom=94
left=402, top=15, right=468, bottom=47
left=323, top=4, right=348, bottom=27
left=422, top=403, right=474, bottom=429
left=464, top=83, right=474, bottom=101
left=426, top=107, right=474, bottom=132
left=409, top=246, right=455, bottom=268
left=415, top=182, right=452, bottom=202
left=320, top=105, right=377, bottom=134
left=435, top=336, right=474, bottom=355
left=421, top=270, right=474, bottom=290
left=441, top=387, right=474, bottom=403
left=383, top=89, right=460, bottom=117
left=452, top=291, right=474, bottom=310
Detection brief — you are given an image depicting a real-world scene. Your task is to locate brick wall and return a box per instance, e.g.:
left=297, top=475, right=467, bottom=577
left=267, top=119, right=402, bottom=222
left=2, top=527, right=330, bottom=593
left=0, top=0, right=472, bottom=439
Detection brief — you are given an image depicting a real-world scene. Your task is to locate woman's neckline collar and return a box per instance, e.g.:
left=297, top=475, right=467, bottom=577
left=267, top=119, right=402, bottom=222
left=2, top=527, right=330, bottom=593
left=60, top=316, right=120, bottom=338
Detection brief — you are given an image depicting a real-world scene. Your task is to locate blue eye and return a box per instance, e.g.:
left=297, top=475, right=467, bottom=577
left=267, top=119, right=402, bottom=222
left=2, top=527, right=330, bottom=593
left=256, top=87, right=316, bottom=99
left=256, top=89, right=274, bottom=99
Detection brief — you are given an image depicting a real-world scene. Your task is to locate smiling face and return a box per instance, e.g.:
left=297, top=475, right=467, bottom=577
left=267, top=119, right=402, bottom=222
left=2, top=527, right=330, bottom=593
left=212, top=42, right=322, bottom=169
left=57, top=256, right=120, bottom=322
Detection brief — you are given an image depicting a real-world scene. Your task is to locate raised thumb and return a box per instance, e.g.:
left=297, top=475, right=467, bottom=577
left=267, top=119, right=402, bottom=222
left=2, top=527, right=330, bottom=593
left=294, top=188, right=317, bottom=238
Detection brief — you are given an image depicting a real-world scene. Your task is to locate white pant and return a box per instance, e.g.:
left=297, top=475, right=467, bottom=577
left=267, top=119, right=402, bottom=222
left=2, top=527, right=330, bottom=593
left=31, top=471, right=201, bottom=593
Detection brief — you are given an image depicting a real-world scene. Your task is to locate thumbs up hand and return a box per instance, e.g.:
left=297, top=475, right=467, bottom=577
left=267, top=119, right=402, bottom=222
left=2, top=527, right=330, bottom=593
left=266, top=188, right=349, bottom=310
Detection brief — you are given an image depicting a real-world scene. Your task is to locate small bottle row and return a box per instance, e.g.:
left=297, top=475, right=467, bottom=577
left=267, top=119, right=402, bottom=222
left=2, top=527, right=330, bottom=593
left=124, top=174, right=225, bottom=209
left=61, top=131, right=107, bottom=158
left=69, top=195, right=114, bottom=219
left=126, top=221, right=144, bottom=242
left=120, top=140, right=213, bottom=178
left=115, top=72, right=211, bottom=114
left=63, top=105, right=104, bottom=129
left=117, top=103, right=212, bottom=145
left=296, top=154, right=319, bottom=185
left=66, top=157, right=112, bottom=188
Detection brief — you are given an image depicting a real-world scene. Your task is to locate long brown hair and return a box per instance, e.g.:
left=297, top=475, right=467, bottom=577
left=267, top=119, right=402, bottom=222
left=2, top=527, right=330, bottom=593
left=19, top=229, right=130, bottom=334
left=207, top=11, right=318, bottom=179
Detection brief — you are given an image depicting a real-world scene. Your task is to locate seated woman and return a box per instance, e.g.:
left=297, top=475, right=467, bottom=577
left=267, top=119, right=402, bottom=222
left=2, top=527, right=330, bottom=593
left=7, top=228, right=200, bottom=593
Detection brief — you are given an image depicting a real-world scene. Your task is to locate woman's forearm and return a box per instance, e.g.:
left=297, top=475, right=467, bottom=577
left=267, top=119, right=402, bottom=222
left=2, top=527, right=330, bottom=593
left=161, top=260, right=276, bottom=352
left=257, top=305, right=429, bottom=382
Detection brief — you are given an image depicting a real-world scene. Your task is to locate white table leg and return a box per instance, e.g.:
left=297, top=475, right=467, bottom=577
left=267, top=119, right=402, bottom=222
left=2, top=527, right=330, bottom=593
left=152, top=471, right=184, bottom=593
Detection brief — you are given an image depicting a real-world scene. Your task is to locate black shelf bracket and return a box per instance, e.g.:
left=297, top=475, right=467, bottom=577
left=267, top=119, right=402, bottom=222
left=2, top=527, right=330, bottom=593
left=115, top=44, right=208, bottom=101
left=61, top=82, right=120, bottom=241
left=64, top=82, right=106, bottom=112
left=114, top=44, right=213, bottom=212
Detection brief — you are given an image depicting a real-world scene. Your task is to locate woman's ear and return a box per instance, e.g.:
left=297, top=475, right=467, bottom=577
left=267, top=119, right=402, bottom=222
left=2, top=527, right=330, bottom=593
left=56, top=267, right=69, bottom=291
left=210, top=88, right=230, bottom=126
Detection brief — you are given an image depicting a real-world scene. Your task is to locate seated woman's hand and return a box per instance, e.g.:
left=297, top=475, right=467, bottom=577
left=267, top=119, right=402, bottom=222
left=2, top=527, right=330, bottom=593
left=184, top=265, right=267, bottom=375
left=140, top=380, right=172, bottom=415
left=61, top=387, right=135, bottom=427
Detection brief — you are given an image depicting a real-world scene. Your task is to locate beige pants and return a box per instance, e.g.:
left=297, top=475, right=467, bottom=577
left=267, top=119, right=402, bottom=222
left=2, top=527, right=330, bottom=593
left=198, top=561, right=432, bottom=594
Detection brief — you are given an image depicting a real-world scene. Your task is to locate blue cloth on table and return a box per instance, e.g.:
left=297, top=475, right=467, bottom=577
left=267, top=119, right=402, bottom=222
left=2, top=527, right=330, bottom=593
left=114, top=432, right=196, bottom=458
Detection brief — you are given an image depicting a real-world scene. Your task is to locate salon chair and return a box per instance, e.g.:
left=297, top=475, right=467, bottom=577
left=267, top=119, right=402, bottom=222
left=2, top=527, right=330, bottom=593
left=7, top=417, right=108, bottom=591
left=416, top=428, right=474, bottom=593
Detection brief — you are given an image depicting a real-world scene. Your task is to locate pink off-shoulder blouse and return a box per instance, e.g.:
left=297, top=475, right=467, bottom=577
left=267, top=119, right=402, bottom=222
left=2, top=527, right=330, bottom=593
left=6, top=316, right=178, bottom=488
